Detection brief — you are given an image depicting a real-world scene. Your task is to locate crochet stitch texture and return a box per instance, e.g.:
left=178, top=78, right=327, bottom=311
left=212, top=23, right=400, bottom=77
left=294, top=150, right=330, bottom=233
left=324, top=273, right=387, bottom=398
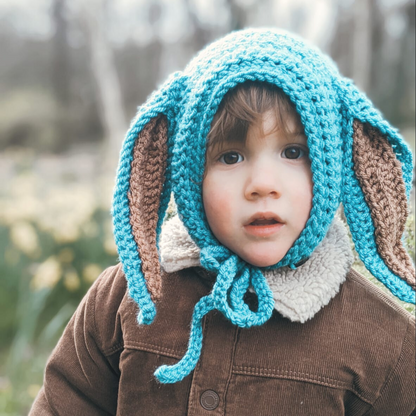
left=112, top=28, right=415, bottom=384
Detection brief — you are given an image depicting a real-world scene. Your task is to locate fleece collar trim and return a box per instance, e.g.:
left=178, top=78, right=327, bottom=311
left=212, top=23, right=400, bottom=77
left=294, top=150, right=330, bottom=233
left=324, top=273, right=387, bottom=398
left=160, top=215, right=354, bottom=323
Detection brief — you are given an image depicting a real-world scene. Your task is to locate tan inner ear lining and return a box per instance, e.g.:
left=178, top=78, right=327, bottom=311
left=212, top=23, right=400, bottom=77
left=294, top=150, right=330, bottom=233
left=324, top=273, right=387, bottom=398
left=128, top=115, right=169, bottom=302
left=352, top=120, right=415, bottom=289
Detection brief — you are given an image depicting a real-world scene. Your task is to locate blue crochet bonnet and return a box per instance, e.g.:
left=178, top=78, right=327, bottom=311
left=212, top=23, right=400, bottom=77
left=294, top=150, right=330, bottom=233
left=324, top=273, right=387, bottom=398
left=112, top=28, right=415, bottom=384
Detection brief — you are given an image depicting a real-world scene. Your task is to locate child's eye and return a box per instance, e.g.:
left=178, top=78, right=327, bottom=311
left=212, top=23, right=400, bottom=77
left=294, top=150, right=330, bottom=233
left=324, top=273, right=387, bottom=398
left=219, top=152, right=244, bottom=164
left=282, top=146, right=308, bottom=160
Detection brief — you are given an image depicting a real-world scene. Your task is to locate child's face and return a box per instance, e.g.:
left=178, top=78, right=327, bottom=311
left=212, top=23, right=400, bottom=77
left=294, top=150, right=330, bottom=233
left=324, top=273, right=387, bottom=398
left=203, top=110, right=313, bottom=267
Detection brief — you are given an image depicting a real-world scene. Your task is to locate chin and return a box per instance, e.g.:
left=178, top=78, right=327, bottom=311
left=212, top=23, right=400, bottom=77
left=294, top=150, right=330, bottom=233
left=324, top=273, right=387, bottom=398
left=248, top=260, right=278, bottom=268
left=241, top=253, right=283, bottom=268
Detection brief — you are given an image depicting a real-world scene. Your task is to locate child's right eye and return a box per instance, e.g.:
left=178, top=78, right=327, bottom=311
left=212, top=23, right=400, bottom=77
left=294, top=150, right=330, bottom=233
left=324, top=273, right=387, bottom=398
left=219, top=152, right=244, bottom=165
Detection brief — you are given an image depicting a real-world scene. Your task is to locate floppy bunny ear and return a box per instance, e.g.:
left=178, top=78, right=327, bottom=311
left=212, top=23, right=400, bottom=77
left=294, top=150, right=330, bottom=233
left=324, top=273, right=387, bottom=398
left=113, top=72, right=185, bottom=324
left=128, top=114, right=168, bottom=301
left=340, top=80, right=415, bottom=303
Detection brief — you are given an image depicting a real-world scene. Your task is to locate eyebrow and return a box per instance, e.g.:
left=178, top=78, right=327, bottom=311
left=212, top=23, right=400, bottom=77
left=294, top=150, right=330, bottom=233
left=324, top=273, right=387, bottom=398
left=284, top=128, right=306, bottom=136
left=264, top=124, right=305, bottom=139
left=282, top=132, right=307, bottom=142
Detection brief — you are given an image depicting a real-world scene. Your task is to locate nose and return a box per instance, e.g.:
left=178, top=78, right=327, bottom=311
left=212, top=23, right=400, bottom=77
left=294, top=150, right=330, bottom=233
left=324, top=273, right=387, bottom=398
left=244, top=161, right=281, bottom=201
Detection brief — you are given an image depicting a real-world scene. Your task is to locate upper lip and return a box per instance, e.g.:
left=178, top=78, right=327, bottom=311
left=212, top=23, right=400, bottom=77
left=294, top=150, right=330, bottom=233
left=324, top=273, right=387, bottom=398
left=245, top=212, right=284, bottom=226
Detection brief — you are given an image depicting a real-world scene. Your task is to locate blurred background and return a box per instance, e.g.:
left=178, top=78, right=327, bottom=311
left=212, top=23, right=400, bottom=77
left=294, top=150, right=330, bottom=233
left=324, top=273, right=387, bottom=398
left=0, top=0, right=414, bottom=414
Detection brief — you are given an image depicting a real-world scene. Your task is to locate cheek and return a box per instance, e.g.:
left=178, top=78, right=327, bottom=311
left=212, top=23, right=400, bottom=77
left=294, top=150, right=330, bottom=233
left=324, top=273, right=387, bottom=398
left=202, top=177, right=235, bottom=239
left=300, top=177, right=313, bottom=223
left=290, top=169, right=313, bottom=224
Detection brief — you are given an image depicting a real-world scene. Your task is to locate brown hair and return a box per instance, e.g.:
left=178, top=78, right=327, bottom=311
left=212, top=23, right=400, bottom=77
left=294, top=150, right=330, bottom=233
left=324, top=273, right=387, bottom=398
left=207, top=81, right=304, bottom=149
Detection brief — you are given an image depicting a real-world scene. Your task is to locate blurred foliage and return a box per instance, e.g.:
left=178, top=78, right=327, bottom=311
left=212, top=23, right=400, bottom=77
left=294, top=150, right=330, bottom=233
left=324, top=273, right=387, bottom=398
left=0, top=88, right=102, bottom=153
left=346, top=211, right=415, bottom=315
left=0, top=0, right=415, bottom=154
left=0, top=168, right=118, bottom=415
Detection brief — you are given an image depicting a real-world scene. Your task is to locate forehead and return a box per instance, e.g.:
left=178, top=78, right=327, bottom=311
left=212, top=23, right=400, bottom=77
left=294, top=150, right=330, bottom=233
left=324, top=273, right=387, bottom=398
left=241, top=110, right=307, bottom=148
left=260, top=110, right=305, bottom=137
left=207, top=98, right=306, bottom=152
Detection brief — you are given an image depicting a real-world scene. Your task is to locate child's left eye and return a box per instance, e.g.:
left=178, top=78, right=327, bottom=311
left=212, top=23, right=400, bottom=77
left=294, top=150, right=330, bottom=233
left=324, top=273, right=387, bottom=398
left=282, top=146, right=307, bottom=160
left=219, top=152, right=244, bottom=164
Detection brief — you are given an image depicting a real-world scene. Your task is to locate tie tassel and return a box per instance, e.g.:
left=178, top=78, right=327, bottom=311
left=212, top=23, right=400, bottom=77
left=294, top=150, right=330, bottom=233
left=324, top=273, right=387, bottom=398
left=154, top=251, right=275, bottom=383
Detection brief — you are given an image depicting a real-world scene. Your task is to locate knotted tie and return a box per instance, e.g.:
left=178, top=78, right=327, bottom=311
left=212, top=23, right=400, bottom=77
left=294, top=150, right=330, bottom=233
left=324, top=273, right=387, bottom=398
left=154, top=246, right=275, bottom=383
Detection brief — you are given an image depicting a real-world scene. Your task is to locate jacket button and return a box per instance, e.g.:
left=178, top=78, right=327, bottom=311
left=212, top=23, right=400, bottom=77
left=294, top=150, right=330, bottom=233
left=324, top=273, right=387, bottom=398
left=200, top=390, right=219, bottom=410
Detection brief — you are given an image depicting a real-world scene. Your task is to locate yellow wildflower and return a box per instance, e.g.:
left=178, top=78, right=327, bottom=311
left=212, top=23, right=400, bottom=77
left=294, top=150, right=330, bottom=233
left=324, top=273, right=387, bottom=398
left=83, top=264, right=102, bottom=284
left=58, top=248, right=75, bottom=264
left=10, top=221, right=40, bottom=257
left=64, top=270, right=81, bottom=291
left=27, top=384, right=41, bottom=399
left=31, top=256, right=62, bottom=291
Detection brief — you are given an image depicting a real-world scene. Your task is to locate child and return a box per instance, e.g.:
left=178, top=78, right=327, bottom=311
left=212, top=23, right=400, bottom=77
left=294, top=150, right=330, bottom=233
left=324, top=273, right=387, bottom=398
left=30, top=29, right=415, bottom=415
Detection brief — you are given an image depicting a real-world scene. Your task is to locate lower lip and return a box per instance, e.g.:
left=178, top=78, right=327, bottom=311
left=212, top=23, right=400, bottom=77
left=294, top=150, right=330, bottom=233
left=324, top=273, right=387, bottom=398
left=244, top=223, right=284, bottom=237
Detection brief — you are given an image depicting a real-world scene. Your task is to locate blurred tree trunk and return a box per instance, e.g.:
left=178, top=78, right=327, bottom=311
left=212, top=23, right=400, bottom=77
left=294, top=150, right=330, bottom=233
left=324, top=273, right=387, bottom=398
left=352, top=0, right=373, bottom=92
left=394, top=1, right=415, bottom=124
left=225, top=0, right=247, bottom=31
left=52, top=0, right=71, bottom=106
left=183, top=0, right=211, bottom=52
left=300, top=0, right=337, bottom=51
left=364, top=0, right=414, bottom=126
left=51, top=0, right=71, bottom=150
left=329, top=3, right=353, bottom=78
left=80, top=0, right=127, bottom=178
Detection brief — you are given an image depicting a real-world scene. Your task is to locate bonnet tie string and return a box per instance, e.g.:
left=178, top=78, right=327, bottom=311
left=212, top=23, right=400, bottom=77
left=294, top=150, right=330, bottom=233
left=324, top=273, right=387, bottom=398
left=154, top=247, right=275, bottom=383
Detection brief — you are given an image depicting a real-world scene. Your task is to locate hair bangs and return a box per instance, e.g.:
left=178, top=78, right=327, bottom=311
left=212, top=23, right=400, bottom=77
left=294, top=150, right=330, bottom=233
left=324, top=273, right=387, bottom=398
left=207, top=81, right=304, bottom=150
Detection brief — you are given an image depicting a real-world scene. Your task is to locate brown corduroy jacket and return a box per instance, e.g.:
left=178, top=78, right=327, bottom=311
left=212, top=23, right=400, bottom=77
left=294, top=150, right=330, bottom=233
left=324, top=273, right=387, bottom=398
left=30, top=263, right=415, bottom=416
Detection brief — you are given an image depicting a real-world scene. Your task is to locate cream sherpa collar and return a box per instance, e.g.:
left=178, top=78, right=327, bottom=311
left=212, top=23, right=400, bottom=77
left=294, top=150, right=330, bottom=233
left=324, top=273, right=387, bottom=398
left=160, top=215, right=354, bottom=323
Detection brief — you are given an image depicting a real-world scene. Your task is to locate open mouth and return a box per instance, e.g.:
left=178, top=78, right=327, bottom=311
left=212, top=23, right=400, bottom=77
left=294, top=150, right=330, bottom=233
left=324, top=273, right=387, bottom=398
left=246, top=212, right=283, bottom=226
left=244, top=213, right=284, bottom=237
left=250, top=218, right=279, bottom=226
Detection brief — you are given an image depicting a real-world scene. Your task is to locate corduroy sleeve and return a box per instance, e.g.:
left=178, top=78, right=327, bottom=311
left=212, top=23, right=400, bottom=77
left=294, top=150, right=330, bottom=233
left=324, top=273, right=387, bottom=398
left=364, top=316, right=416, bottom=416
left=29, top=265, right=125, bottom=416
